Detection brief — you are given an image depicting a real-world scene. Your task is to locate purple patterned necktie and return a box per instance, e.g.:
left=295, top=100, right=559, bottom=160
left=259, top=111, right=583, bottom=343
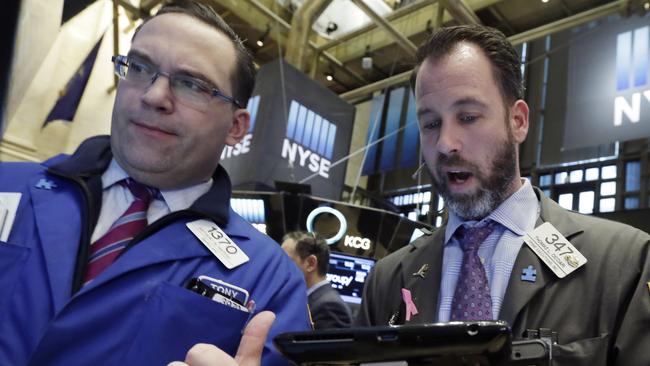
left=450, top=221, right=497, bottom=321
left=84, top=178, right=157, bottom=284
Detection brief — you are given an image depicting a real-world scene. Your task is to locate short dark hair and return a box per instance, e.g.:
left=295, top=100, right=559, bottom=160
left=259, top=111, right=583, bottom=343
left=282, top=231, right=330, bottom=276
left=410, top=24, right=523, bottom=105
left=133, top=0, right=256, bottom=108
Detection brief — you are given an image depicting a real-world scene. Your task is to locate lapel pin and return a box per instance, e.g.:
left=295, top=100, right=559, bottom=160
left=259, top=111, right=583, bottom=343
left=521, top=265, right=537, bottom=283
left=412, top=263, right=430, bottom=278
left=35, top=178, right=57, bottom=190
left=401, top=288, right=419, bottom=322
left=388, top=310, right=400, bottom=326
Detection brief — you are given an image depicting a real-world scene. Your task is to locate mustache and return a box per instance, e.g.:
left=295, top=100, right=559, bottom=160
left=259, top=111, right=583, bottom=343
left=436, top=154, right=479, bottom=172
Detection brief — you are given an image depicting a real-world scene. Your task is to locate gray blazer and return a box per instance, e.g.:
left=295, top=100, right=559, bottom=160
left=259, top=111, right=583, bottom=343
left=357, top=188, right=650, bottom=366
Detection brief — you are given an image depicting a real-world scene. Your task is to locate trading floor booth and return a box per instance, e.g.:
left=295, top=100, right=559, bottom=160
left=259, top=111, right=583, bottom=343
left=230, top=190, right=431, bottom=315
left=220, top=58, right=431, bottom=315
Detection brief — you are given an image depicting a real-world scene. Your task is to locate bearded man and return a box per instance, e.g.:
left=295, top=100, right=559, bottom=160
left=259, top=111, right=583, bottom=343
left=356, top=25, right=650, bottom=366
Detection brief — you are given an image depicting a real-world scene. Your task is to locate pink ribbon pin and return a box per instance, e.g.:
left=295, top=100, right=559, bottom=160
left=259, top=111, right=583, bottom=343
left=401, top=288, right=418, bottom=322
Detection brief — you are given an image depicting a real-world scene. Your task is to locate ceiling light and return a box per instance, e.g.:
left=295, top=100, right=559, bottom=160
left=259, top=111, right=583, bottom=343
left=541, top=0, right=549, bottom=3
left=361, top=45, right=373, bottom=70
left=325, top=21, right=338, bottom=35
left=256, top=25, right=270, bottom=48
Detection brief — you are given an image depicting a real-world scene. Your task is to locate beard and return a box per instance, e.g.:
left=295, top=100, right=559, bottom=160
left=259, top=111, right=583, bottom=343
left=431, top=130, right=518, bottom=221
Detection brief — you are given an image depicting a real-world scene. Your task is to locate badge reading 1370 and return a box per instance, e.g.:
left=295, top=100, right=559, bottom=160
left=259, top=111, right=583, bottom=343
left=523, top=222, right=587, bottom=278
left=186, top=219, right=249, bottom=269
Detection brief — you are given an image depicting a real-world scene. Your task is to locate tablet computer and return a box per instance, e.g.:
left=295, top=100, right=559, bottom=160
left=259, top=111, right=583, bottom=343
left=273, top=321, right=512, bottom=365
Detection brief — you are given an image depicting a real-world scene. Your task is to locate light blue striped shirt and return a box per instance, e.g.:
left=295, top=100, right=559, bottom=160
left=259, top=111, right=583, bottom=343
left=437, top=179, right=539, bottom=322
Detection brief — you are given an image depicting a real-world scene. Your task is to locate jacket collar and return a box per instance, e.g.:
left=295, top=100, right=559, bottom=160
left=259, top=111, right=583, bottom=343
left=400, top=229, right=445, bottom=324
left=45, top=135, right=232, bottom=226
left=499, top=187, right=585, bottom=327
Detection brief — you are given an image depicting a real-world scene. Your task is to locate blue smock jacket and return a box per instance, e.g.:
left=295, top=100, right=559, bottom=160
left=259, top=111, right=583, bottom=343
left=0, top=136, right=310, bottom=365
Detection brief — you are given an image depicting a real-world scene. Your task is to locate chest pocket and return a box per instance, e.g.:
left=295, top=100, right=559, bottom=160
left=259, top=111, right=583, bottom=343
left=121, top=281, right=249, bottom=365
left=0, top=242, right=30, bottom=313
left=553, top=333, right=610, bottom=366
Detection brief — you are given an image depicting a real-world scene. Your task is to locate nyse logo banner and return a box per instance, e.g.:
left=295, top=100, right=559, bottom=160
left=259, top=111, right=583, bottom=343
left=221, top=95, right=260, bottom=160
left=281, top=100, right=336, bottom=179
left=614, top=26, right=650, bottom=126
left=564, top=18, right=650, bottom=150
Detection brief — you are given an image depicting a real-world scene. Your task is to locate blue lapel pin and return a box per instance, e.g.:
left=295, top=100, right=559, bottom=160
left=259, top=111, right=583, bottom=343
left=521, top=265, right=537, bottom=283
left=35, top=178, right=57, bottom=190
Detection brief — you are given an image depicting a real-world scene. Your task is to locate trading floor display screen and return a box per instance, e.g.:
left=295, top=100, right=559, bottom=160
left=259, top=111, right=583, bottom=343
left=327, top=252, right=376, bottom=304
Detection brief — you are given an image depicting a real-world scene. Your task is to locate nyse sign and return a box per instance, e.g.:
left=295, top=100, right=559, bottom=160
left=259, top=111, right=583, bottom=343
left=614, top=26, right=650, bottom=126
left=282, top=100, right=337, bottom=179
left=563, top=20, right=650, bottom=149
left=281, top=139, right=331, bottom=178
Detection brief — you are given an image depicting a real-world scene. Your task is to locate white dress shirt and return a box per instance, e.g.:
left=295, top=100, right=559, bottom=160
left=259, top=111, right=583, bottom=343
left=91, top=159, right=213, bottom=242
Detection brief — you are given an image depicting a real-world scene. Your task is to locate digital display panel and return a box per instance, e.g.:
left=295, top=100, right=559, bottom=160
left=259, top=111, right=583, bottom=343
left=230, top=197, right=267, bottom=233
left=327, top=251, right=376, bottom=304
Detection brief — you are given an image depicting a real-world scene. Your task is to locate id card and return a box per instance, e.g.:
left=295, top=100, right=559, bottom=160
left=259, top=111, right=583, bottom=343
left=187, top=219, right=249, bottom=269
left=186, top=277, right=250, bottom=313
left=523, top=222, right=587, bottom=278
left=210, top=291, right=250, bottom=313
left=198, top=275, right=249, bottom=306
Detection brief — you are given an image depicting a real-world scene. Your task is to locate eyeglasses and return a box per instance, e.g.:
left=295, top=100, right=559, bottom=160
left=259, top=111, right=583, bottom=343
left=111, top=55, right=242, bottom=109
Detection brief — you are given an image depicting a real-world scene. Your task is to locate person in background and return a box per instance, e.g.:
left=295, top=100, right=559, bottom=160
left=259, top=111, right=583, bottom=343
left=282, top=231, right=352, bottom=329
left=0, top=1, right=309, bottom=364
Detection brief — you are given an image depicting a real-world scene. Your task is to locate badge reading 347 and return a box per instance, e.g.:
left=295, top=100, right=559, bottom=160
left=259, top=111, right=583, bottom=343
left=523, top=222, right=587, bottom=278
left=187, top=219, right=250, bottom=269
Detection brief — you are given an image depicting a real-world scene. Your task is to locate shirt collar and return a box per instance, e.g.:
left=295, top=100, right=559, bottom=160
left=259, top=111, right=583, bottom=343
left=444, top=178, right=539, bottom=244
left=46, top=136, right=232, bottom=226
left=101, top=159, right=128, bottom=189
left=307, top=278, right=331, bottom=296
left=102, top=159, right=213, bottom=212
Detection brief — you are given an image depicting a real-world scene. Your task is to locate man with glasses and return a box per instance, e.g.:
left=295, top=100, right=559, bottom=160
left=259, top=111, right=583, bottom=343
left=0, top=1, right=309, bottom=365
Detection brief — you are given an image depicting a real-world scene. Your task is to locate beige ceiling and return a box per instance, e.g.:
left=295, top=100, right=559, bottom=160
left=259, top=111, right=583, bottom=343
left=127, top=0, right=650, bottom=101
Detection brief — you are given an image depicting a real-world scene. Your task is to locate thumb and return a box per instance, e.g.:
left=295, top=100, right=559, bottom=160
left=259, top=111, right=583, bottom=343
left=234, top=311, right=276, bottom=366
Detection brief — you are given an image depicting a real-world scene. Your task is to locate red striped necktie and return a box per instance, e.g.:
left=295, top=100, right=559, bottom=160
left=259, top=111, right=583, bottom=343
left=84, top=178, right=158, bottom=284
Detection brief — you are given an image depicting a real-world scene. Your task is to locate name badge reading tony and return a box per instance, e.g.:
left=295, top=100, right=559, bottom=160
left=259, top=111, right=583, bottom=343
left=523, top=222, right=587, bottom=278
left=187, top=219, right=249, bottom=269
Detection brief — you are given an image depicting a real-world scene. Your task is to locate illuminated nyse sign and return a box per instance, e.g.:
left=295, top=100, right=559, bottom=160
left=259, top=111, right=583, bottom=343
left=221, top=95, right=260, bottom=159
left=306, top=206, right=373, bottom=251
left=281, top=100, right=336, bottom=179
left=614, top=26, right=650, bottom=126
